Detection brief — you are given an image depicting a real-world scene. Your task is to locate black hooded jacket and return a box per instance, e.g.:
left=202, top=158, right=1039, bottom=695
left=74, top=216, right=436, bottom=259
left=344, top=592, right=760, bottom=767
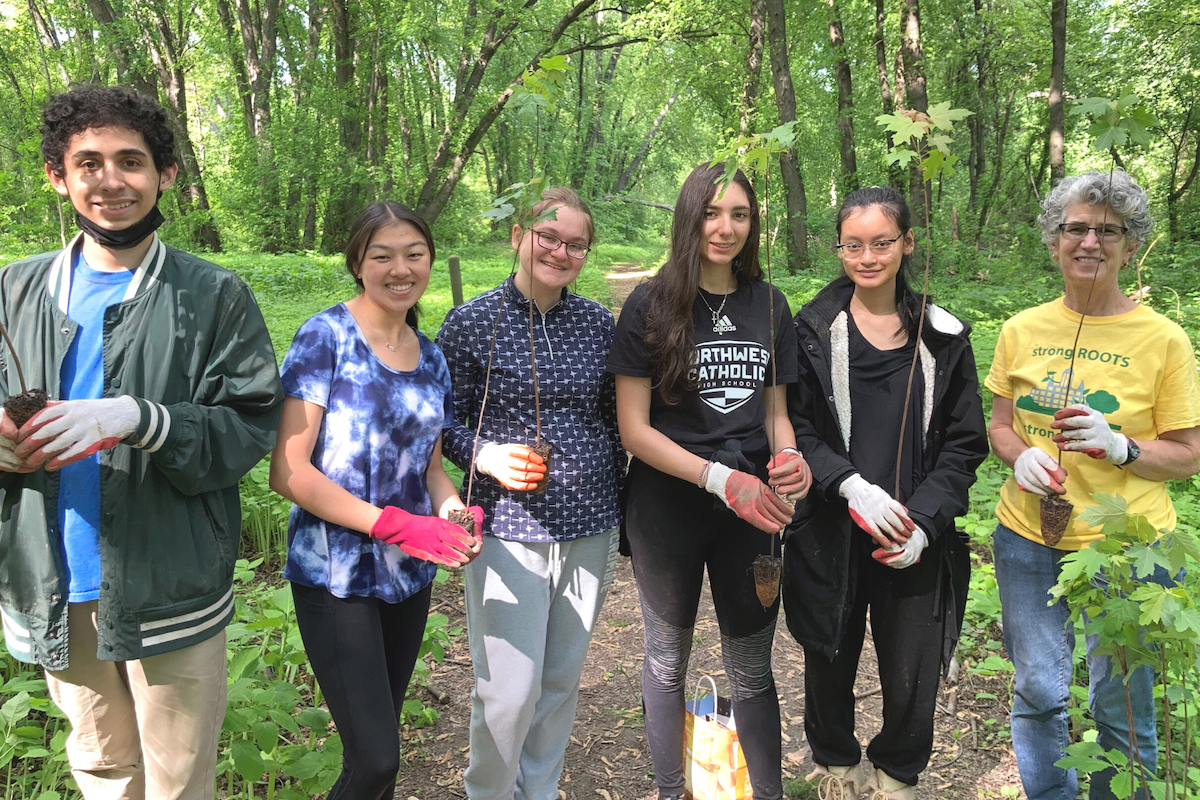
left=781, top=276, right=988, bottom=667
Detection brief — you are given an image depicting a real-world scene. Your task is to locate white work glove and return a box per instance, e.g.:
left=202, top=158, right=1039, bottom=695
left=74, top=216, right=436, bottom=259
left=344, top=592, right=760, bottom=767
left=872, top=526, right=928, bottom=569
left=16, top=397, right=140, bottom=471
left=838, top=473, right=914, bottom=548
left=0, top=411, right=20, bottom=471
left=704, top=462, right=794, bottom=534
left=474, top=442, right=546, bottom=492
left=1051, top=404, right=1129, bottom=465
left=1013, top=446, right=1068, bottom=496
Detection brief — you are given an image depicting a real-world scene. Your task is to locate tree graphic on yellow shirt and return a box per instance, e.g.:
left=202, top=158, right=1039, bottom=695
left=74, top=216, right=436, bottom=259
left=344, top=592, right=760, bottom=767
left=1016, top=369, right=1122, bottom=428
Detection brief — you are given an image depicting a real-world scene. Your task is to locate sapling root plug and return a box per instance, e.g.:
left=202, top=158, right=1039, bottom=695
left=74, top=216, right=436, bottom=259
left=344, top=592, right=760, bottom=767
left=1039, top=496, right=1074, bottom=547
left=0, top=319, right=47, bottom=427
left=751, top=553, right=781, bottom=608
left=530, top=442, right=553, bottom=494
left=446, top=508, right=477, bottom=536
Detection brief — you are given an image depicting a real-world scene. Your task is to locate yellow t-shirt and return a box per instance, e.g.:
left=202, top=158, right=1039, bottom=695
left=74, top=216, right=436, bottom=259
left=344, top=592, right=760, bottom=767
left=986, top=298, right=1200, bottom=550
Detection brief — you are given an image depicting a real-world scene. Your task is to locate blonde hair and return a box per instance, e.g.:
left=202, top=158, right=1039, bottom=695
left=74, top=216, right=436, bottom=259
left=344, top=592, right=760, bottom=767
left=529, top=187, right=596, bottom=245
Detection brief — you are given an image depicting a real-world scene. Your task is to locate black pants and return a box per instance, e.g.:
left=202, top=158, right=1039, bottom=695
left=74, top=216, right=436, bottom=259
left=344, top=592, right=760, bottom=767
left=292, top=581, right=433, bottom=800
left=803, top=536, right=944, bottom=786
left=626, top=458, right=783, bottom=800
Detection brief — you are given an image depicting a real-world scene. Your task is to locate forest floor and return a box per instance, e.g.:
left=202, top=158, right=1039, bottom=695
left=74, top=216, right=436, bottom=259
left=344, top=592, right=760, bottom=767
left=393, top=265, right=1026, bottom=800
left=394, top=560, right=1025, bottom=800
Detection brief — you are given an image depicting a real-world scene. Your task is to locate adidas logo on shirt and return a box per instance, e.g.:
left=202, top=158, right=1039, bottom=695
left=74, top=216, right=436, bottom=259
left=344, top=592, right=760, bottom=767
left=714, top=314, right=737, bottom=333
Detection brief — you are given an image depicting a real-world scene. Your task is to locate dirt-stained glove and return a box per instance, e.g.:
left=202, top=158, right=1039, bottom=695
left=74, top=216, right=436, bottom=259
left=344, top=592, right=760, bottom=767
left=1052, top=404, right=1128, bottom=464
left=475, top=442, right=547, bottom=491
left=0, top=411, right=21, bottom=472
left=1013, top=446, right=1068, bottom=496
left=16, top=397, right=140, bottom=471
left=767, top=448, right=811, bottom=502
left=704, top=462, right=794, bottom=534
left=838, top=473, right=914, bottom=548
left=370, top=506, right=477, bottom=567
left=872, top=526, right=928, bottom=569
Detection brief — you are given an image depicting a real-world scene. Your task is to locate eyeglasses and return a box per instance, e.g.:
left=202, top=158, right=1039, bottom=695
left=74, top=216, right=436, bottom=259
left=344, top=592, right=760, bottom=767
left=835, top=235, right=902, bottom=259
left=534, top=230, right=591, bottom=260
left=1058, top=223, right=1128, bottom=242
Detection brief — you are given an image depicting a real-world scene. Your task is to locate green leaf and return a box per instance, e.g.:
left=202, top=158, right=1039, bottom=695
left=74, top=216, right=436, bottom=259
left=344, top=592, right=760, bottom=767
left=1127, top=543, right=1169, bottom=579
left=1174, top=607, right=1200, bottom=634
left=252, top=720, right=280, bottom=752
left=1055, top=755, right=1111, bottom=773
left=925, top=101, right=972, bottom=129
left=1, top=692, right=31, bottom=727
left=230, top=738, right=265, bottom=782
left=875, top=113, right=927, bottom=145
left=269, top=709, right=302, bottom=737
left=480, top=203, right=516, bottom=221
left=295, top=707, right=332, bottom=730
left=1079, top=495, right=1128, bottom=531
left=1092, top=124, right=1128, bottom=153
left=1071, top=97, right=1114, bottom=118
left=884, top=149, right=918, bottom=169
left=281, top=749, right=324, bottom=780
left=228, top=647, right=260, bottom=681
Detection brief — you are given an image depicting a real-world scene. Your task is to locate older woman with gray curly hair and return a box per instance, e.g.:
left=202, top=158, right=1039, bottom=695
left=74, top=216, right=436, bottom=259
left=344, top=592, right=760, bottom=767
left=984, top=169, right=1200, bottom=800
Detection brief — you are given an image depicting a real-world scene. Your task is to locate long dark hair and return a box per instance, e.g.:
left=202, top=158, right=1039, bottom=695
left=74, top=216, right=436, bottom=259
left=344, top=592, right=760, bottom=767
left=345, top=201, right=434, bottom=329
left=644, top=163, right=762, bottom=403
left=836, top=186, right=926, bottom=338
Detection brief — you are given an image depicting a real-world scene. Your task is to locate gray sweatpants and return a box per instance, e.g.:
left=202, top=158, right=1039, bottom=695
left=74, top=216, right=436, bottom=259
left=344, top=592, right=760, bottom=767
left=464, top=529, right=620, bottom=800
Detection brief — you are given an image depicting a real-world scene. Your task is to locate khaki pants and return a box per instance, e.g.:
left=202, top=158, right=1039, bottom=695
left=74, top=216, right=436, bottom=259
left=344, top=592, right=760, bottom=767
left=45, top=602, right=227, bottom=800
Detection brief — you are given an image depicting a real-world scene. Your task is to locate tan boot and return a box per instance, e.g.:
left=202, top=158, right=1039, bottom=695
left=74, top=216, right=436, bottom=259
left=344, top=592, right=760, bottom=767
left=805, top=763, right=866, bottom=800
left=865, top=768, right=915, bottom=800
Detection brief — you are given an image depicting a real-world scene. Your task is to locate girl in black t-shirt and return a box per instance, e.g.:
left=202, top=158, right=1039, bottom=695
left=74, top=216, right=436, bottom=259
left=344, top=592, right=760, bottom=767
left=606, top=163, right=810, bottom=800
left=781, top=186, right=988, bottom=800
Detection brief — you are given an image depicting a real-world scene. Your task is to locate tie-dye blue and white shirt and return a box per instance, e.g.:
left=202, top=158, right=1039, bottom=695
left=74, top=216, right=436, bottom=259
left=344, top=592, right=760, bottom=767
left=280, top=303, right=452, bottom=602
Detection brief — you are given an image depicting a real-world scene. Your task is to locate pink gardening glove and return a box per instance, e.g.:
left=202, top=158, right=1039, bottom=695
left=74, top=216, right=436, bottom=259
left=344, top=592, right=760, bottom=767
left=704, top=463, right=794, bottom=533
left=369, top=506, right=478, bottom=567
left=838, top=473, right=914, bottom=548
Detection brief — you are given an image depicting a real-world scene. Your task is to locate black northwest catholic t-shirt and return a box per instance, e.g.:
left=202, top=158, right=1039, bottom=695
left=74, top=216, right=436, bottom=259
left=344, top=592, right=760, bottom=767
left=606, top=279, right=797, bottom=458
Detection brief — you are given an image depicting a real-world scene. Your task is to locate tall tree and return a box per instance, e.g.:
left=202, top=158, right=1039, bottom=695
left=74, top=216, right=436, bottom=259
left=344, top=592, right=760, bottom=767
left=874, top=0, right=903, bottom=191
left=899, top=0, right=929, bottom=226
left=739, top=0, right=766, bottom=138
left=765, top=0, right=809, bottom=270
left=1048, top=0, right=1066, bottom=185
left=827, top=0, right=857, bottom=194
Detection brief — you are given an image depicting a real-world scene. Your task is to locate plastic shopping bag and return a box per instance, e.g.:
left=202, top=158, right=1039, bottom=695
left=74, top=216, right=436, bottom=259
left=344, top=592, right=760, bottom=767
left=683, top=675, right=752, bottom=800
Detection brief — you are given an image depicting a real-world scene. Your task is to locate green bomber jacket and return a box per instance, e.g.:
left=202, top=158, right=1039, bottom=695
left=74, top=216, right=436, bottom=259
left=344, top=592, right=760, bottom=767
left=0, top=233, right=284, bottom=668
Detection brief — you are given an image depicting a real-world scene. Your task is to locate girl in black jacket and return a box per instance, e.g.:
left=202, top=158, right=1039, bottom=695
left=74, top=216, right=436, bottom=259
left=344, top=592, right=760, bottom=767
left=782, top=187, right=988, bottom=800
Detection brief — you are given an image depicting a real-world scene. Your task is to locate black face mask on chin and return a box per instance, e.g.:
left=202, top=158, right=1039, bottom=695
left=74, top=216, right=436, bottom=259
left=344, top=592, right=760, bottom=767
left=74, top=199, right=165, bottom=251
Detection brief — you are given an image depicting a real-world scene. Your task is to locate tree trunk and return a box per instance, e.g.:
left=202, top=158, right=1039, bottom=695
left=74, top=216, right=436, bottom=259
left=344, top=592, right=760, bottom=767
left=1048, top=0, right=1066, bottom=185
left=613, top=91, right=679, bottom=193
left=321, top=0, right=364, bottom=253
left=739, top=0, right=766, bottom=138
left=900, top=0, right=929, bottom=227
left=765, top=0, right=809, bottom=271
left=875, top=0, right=903, bottom=191
left=966, top=0, right=987, bottom=211
left=827, top=0, right=857, bottom=195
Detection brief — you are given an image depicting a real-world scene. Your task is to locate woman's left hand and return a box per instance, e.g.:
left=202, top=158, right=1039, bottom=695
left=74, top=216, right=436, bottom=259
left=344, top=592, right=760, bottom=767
left=1052, top=404, right=1128, bottom=464
left=450, top=505, right=486, bottom=561
left=767, top=448, right=811, bottom=502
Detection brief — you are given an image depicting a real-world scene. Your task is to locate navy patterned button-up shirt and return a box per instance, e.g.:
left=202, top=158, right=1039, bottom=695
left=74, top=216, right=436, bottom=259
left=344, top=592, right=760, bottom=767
left=437, top=277, right=624, bottom=542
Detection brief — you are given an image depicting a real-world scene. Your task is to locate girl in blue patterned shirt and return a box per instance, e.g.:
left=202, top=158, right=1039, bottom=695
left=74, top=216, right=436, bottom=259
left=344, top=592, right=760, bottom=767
left=271, top=202, right=483, bottom=800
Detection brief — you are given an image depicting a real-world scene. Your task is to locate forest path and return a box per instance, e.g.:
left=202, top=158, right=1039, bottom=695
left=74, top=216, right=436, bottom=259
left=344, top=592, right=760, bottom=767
left=395, top=559, right=1023, bottom=800
left=604, top=262, right=654, bottom=318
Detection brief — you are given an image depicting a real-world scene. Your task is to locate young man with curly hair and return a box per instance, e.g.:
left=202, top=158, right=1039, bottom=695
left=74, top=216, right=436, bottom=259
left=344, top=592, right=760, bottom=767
left=0, top=86, right=283, bottom=800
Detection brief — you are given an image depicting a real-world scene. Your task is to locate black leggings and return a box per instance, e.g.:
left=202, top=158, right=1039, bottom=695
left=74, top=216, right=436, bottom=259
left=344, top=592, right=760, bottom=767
left=803, top=536, right=944, bottom=785
left=625, top=458, right=783, bottom=800
left=292, top=581, right=433, bottom=800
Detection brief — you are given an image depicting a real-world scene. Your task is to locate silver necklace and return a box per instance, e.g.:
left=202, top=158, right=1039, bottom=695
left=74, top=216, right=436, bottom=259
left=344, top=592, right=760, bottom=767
left=698, top=287, right=730, bottom=333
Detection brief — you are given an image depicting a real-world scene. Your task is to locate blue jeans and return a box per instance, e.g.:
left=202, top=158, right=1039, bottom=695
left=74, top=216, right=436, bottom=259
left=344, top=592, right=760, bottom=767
left=993, top=525, right=1162, bottom=800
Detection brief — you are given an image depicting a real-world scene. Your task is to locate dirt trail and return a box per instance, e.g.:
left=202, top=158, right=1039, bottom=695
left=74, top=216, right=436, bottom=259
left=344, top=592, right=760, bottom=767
left=396, top=559, right=1019, bottom=800
left=604, top=262, right=654, bottom=318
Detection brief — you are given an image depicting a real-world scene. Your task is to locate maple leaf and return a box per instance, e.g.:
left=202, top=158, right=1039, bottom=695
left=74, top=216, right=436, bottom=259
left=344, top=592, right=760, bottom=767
left=925, top=101, right=972, bottom=130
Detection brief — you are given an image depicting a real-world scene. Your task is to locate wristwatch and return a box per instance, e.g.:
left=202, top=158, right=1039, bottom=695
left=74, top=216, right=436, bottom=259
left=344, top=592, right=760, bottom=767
left=1120, top=438, right=1141, bottom=467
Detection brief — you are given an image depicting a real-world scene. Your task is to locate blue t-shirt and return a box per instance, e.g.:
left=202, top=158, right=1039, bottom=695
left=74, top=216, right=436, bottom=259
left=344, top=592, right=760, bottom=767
left=279, top=304, right=453, bottom=602
left=59, top=253, right=133, bottom=603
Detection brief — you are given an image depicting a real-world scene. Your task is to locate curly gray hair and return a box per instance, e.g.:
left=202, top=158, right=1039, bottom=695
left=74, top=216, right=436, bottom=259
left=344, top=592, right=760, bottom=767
left=1036, top=169, right=1154, bottom=245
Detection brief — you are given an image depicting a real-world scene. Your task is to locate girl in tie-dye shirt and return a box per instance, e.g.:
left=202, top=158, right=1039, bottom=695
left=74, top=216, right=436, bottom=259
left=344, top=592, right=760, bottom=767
left=271, top=202, right=482, bottom=800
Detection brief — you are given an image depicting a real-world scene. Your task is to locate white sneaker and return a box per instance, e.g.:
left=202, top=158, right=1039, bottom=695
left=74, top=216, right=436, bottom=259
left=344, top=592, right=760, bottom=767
left=806, top=763, right=866, bottom=800
left=865, top=768, right=915, bottom=800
